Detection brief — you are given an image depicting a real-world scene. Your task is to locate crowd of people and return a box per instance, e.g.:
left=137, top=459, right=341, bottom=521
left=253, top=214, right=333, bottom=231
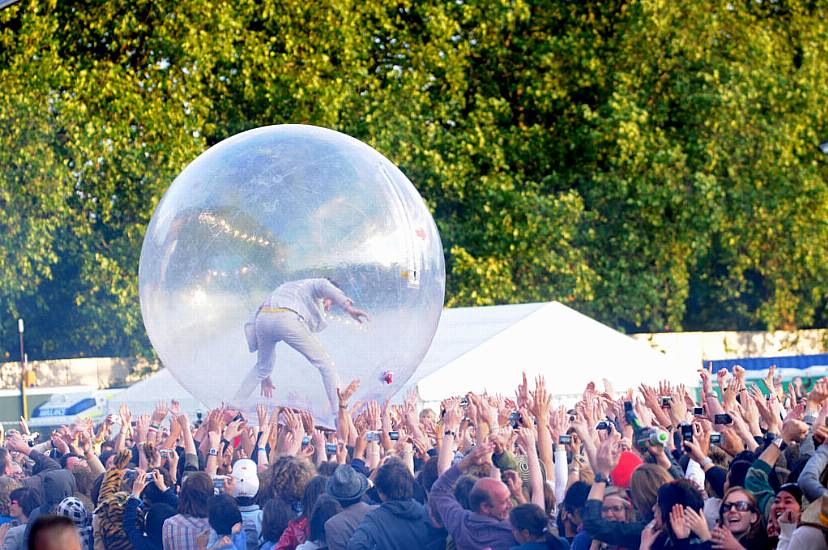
left=2, top=364, right=828, bottom=550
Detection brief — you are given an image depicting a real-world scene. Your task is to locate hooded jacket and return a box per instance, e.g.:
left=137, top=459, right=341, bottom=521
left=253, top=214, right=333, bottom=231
left=347, top=499, right=444, bottom=550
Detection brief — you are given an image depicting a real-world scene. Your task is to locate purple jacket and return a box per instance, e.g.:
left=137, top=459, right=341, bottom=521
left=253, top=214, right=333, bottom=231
left=430, top=464, right=517, bottom=550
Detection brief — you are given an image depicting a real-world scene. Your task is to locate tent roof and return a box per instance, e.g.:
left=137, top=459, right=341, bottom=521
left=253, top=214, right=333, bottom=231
left=107, top=368, right=204, bottom=416
left=405, top=301, right=691, bottom=403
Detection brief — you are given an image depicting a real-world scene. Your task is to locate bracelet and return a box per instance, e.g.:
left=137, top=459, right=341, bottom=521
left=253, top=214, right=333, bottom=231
left=257, top=447, right=266, bottom=453
left=701, top=457, right=713, bottom=468
left=150, top=422, right=161, bottom=430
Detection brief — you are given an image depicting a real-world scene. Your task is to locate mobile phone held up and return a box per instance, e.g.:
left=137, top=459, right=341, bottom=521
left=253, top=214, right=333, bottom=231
left=714, top=413, right=733, bottom=425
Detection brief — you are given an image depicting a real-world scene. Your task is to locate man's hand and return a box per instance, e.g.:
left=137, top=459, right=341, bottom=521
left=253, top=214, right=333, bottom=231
left=6, top=433, right=31, bottom=456
left=345, top=305, right=371, bottom=323
left=529, top=376, right=550, bottom=420
left=261, top=377, right=275, bottom=398
left=256, top=403, right=269, bottom=428
left=781, top=419, right=808, bottom=444
left=337, top=379, right=360, bottom=408
left=503, top=470, right=525, bottom=503
left=151, top=469, right=168, bottom=492
left=443, top=398, right=462, bottom=433
left=131, top=470, right=149, bottom=498
left=515, top=427, right=537, bottom=455
left=595, top=433, right=621, bottom=477
left=458, top=442, right=494, bottom=472
left=151, top=401, right=169, bottom=425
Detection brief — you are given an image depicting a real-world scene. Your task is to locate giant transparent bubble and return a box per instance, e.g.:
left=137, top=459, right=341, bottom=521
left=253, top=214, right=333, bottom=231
left=139, top=125, right=445, bottom=425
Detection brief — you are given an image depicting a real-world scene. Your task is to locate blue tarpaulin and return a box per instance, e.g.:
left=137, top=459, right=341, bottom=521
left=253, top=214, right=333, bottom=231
left=707, top=353, right=828, bottom=372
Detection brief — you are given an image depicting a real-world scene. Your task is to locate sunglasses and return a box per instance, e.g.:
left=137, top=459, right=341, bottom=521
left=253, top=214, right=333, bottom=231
left=721, top=501, right=754, bottom=513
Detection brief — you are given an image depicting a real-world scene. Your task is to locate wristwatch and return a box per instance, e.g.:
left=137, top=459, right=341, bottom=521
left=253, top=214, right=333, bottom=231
left=444, top=430, right=456, bottom=437
left=208, top=448, right=218, bottom=456
left=594, top=473, right=609, bottom=484
left=772, top=437, right=788, bottom=451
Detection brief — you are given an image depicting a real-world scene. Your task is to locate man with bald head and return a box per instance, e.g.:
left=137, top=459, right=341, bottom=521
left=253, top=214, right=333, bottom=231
left=430, top=442, right=517, bottom=550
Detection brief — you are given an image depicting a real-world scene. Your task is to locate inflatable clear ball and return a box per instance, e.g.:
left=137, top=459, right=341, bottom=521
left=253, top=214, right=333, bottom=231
left=139, top=125, right=445, bottom=425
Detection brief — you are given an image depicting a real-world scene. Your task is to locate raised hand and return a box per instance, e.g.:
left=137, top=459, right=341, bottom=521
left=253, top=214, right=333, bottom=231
left=699, top=362, right=714, bottom=394
left=337, top=379, right=360, bottom=408
left=300, top=409, right=315, bottom=435
left=529, top=375, right=550, bottom=420
left=442, top=397, right=462, bottom=432
left=261, top=376, right=275, bottom=398
left=223, top=419, right=246, bottom=441
left=516, top=372, right=531, bottom=410
left=458, top=441, right=494, bottom=472
left=502, top=470, right=526, bottom=503
left=282, top=409, right=302, bottom=435
left=256, top=403, right=269, bottom=428
left=366, top=401, right=381, bottom=431
left=18, top=416, right=30, bottom=436
left=151, top=401, right=169, bottom=425
left=131, top=470, right=149, bottom=497
left=711, top=526, right=742, bottom=549
left=514, top=427, right=536, bottom=453
left=136, top=414, right=151, bottom=443
left=119, top=403, right=132, bottom=427
left=683, top=507, right=711, bottom=541
left=670, top=504, right=690, bottom=540
left=594, top=432, right=621, bottom=477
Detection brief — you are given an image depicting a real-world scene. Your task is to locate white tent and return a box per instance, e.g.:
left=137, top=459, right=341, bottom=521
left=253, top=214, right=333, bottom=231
left=106, top=369, right=205, bottom=416
left=399, top=301, right=693, bottom=405
left=110, top=301, right=692, bottom=412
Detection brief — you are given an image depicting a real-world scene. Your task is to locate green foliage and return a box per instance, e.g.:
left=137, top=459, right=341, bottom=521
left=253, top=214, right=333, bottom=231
left=1, top=0, right=827, bottom=362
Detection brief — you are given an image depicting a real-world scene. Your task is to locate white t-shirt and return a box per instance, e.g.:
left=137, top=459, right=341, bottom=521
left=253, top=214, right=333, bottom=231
left=267, top=278, right=352, bottom=333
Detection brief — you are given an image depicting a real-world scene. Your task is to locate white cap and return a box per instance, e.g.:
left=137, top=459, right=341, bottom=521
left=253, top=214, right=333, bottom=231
left=231, top=459, right=260, bottom=498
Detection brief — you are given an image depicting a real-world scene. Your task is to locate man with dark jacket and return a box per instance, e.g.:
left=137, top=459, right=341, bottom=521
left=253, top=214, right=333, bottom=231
left=324, top=464, right=377, bottom=550
left=3, top=434, right=61, bottom=502
left=347, top=458, right=444, bottom=550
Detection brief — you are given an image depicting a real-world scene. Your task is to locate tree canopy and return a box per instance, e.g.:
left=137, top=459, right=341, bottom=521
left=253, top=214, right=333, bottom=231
left=1, top=0, right=827, bottom=362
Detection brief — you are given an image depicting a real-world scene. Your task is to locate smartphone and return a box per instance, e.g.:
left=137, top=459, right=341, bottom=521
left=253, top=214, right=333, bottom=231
left=124, top=469, right=138, bottom=481
left=232, top=412, right=244, bottom=423
left=388, top=431, right=400, bottom=441
left=558, top=435, right=572, bottom=445
left=714, top=413, right=733, bottom=425
left=710, top=432, right=722, bottom=445
left=623, top=401, right=633, bottom=413
left=596, top=421, right=611, bottom=431
left=366, top=431, right=380, bottom=442
left=460, top=398, right=469, bottom=407
left=509, top=411, right=521, bottom=429
left=680, top=424, right=693, bottom=442
left=301, top=436, right=311, bottom=446
left=159, top=449, right=172, bottom=458
left=660, top=396, right=672, bottom=406
left=212, top=476, right=225, bottom=490
left=325, top=443, right=337, bottom=454
left=693, top=407, right=704, bottom=416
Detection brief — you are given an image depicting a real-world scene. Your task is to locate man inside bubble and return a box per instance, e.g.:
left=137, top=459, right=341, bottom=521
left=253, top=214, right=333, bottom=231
left=235, top=277, right=370, bottom=412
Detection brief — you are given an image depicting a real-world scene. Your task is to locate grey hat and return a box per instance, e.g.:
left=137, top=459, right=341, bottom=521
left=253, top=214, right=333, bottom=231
left=326, top=464, right=368, bottom=503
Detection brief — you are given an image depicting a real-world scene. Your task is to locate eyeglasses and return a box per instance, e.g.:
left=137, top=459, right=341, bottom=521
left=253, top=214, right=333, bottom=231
left=602, top=505, right=627, bottom=514
left=721, top=501, right=753, bottom=513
